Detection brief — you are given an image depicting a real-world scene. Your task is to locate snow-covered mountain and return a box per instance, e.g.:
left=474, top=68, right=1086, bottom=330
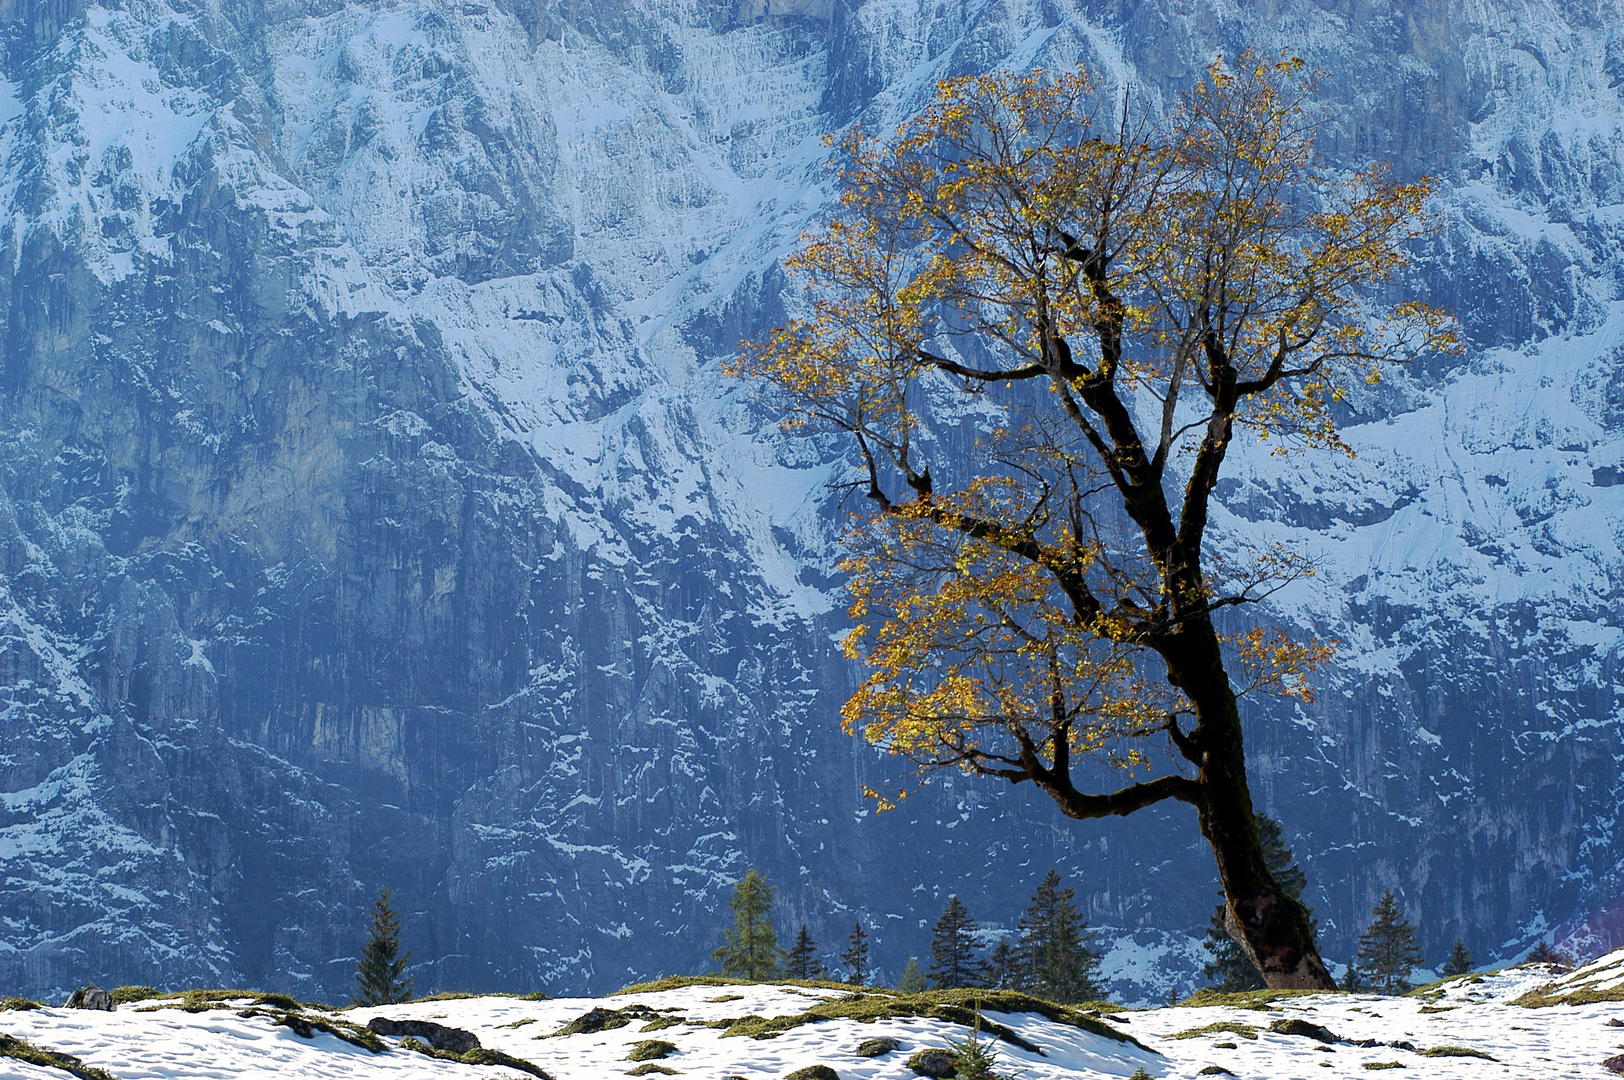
left=0, top=0, right=1621, bottom=1004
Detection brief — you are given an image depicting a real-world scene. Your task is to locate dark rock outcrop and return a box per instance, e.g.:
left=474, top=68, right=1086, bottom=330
left=62, top=987, right=113, bottom=1011
left=366, top=1018, right=481, bottom=1053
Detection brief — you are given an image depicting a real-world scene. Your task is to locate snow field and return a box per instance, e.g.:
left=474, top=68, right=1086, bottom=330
left=2, top=962, right=1622, bottom=1079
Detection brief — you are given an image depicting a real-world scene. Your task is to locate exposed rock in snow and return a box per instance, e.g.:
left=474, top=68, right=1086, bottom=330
left=0, top=963, right=1619, bottom=1078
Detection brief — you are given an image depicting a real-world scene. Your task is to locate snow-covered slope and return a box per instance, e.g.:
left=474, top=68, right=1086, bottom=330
left=0, top=0, right=1622, bottom=1005
left=0, top=962, right=1615, bottom=1079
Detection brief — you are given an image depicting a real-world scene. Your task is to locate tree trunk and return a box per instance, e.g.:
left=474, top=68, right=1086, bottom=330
left=1174, top=628, right=1337, bottom=991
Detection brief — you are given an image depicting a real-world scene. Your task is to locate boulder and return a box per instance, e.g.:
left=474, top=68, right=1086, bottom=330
left=855, top=1037, right=900, bottom=1058
left=907, top=1049, right=957, bottom=1078
left=366, top=1017, right=481, bottom=1053
left=785, top=1067, right=840, bottom=1080
left=63, top=986, right=115, bottom=1011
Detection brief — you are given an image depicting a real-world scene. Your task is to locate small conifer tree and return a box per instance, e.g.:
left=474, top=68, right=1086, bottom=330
left=898, top=956, right=926, bottom=993
left=785, top=924, right=825, bottom=979
left=985, top=939, right=1017, bottom=990
left=712, top=869, right=785, bottom=980
left=1527, top=941, right=1570, bottom=967
left=1357, top=889, right=1423, bottom=994
left=947, top=1010, right=1001, bottom=1080
left=1441, top=938, right=1472, bottom=977
left=928, top=895, right=985, bottom=989
left=355, top=887, right=413, bottom=1006
left=1015, top=869, right=1100, bottom=1003
left=1202, top=816, right=1313, bottom=991
left=840, top=920, right=871, bottom=985
left=1341, top=956, right=1367, bottom=993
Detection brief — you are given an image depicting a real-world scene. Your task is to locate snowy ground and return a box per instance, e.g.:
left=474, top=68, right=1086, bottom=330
left=0, top=956, right=1619, bottom=1079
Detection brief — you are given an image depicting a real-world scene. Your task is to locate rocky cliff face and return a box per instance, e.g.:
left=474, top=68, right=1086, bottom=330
left=0, top=0, right=1619, bottom=1003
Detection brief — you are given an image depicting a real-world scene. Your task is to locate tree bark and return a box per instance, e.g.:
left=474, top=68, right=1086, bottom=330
left=1170, top=622, right=1336, bottom=990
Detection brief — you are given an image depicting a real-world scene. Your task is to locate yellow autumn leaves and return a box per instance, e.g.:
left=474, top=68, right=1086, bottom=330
left=731, top=52, right=1456, bottom=796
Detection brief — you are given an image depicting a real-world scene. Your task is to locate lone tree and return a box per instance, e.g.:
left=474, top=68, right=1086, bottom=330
left=355, top=887, right=413, bottom=1005
left=898, top=956, right=927, bottom=993
left=713, top=870, right=785, bottom=980
left=1203, top=815, right=1313, bottom=990
left=1357, top=889, right=1423, bottom=994
left=841, top=920, right=871, bottom=985
left=736, top=53, right=1453, bottom=990
left=1015, top=869, right=1101, bottom=1002
left=1441, top=938, right=1472, bottom=977
left=929, top=895, right=985, bottom=989
left=785, top=924, right=826, bottom=979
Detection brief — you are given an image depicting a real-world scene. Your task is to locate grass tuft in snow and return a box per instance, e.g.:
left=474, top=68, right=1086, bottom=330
left=627, top=1039, right=679, bottom=1060
left=1514, top=980, right=1624, bottom=1007
left=109, top=987, right=159, bottom=1006
left=548, top=1005, right=666, bottom=1035
left=1418, top=1045, right=1495, bottom=1059
left=1165, top=1021, right=1259, bottom=1041
left=136, top=989, right=326, bottom=1013
left=640, top=1017, right=685, bottom=1031
left=235, top=1006, right=387, bottom=1052
left=1177, top=988, right=1329, bottom=1011
left=1267, top=1018, right=1339, bottom=1043
left=713, top=989, right=1140, bottom=1052
left=1361, top=1064, right=1405, bottom=1070
left=615, top=976, right=859, bottom=995
left=627, top=1065, right=680, bottom=1076
left=0, top=996, right=44, bottom=1011
left=0, top=1032, right=120, bottom=1080
left=413, top=990, right=552, bottom=1003
left=398, top=1036, right=556, bottom=1078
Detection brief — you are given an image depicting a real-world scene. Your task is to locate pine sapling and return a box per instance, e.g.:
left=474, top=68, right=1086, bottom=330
left=947, top=1002, right=1004, bottom=1080
left=1015, top=869, right=1100, bottom=1002
left=1357, top=890, right=1422, bottom=994
left=355, top=887, right=413, bottom=1006
left=841, top=921, right=871, bottom=986
left=712, top=870, right=785, bottom=981
left=929, top=896, right=985, bottom=990
left=785, top=924, right=824, bottom=980
left=1441, top=938, right=1473, bottom=977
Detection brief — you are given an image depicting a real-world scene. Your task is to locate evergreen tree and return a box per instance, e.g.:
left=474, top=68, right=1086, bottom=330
left=1357, top=889, right=1423, bottom=994
left=898, top=956, right=926, bottom=993
left=1202, top=816, right=1313, bottom=991
left=355, top=887, right=413, bottom=1006
left=1527, top=941, right=1570, bottom=967
left=1441, top=938, right=1473, bottom=977
left=1341, top=957, right=1367, bottom=993
left=928, top=895, right=985, bottom=989
left=785, top=924, right=824, bottom=979
left=1014, top=869, right=1101, bottom=1003
left=986, top=939, right=1018, bottom=990
left=840, top=921, right=871, bottom=986
left=712, top=870, right=785, bottom=980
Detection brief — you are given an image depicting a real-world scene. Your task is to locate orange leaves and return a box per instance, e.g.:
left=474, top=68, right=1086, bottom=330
left=836, top=482, right=1172, bottom=781
left=1225, top=627, right=1337, bottom=703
